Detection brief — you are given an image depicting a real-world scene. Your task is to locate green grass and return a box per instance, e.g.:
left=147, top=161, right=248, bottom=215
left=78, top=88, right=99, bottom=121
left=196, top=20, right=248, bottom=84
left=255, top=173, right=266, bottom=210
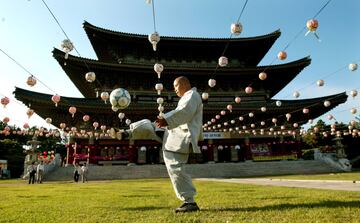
left=1, top=178, right=360, bottom=223
left=266, top=170, right=360, bottom=181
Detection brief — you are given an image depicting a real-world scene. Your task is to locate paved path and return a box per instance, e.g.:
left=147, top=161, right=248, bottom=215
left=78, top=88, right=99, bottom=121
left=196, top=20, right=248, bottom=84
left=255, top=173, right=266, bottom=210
left=196, top=178, right=360, bottom=192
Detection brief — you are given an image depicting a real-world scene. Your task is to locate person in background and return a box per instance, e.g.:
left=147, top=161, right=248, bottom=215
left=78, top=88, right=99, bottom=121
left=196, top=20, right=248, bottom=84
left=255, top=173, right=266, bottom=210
left=27, top=162, right=37, bottom=184
left=73, top=162, right=81, bottom=183
left=155, top=76, right=203, bottom=213
left=36, top=161, right=45, bottom=183
left=81, top=163, right=88, bottom=183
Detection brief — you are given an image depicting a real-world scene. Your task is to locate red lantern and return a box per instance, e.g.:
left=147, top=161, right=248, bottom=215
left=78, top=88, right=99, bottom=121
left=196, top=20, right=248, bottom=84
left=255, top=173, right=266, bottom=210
left=1, top=97, right=10, bottom=108
left=51, top=94, right=61, bottom=107
left=69, top=106, right=76, bottom=118
left=3, top=117, right=10, bottom=124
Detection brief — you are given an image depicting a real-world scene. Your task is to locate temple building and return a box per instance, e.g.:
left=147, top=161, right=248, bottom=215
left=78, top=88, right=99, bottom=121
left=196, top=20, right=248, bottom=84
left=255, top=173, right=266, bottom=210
left=14, top=21, right=347, bottom=164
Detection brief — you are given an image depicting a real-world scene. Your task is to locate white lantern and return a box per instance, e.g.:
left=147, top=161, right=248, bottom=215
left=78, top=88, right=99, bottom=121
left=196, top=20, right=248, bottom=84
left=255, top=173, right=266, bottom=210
left=154, top=63, right=164, bottom=79
left=276, top=100, right=282, bottom=107
left=239, top=116, right=244, bottom=121
left=155, top=83, right=163, bottom=95
left=260, top=107, right=267, bottom=112
left=251, top=124, right=255, bottom=128
left=234, top=97, right=241, bottom=104
left=303, top=108, right=309, bottom=114
left=286, top=113, right=291, bottom=121
left=125, top=119, right=131, bottom=125
left=101, top=92, right=109, bottom=104
left=272, top=118, right=277, bottom=125
left=230, top=22, right=243, bottom=35
left=317, top=79, right=324, bottom=87
left=261, top=121, right=265, bottom=126
left=308, top=119, right=313, bottom=124
left=158, top=105, right=164, bottom=115
left=45, top=118, right=52, bottom=124
left=157, top=97, right=164, bottom=104
left=324, top=100, right=331, bottom=107
left=220, top=110, right=226, bottom=116
left=249, top=112, right=254, bottom=117
left=351, top=108, right=357, bottom=114
left=230, top=120, right=235, bottom=124
left=85, top=72, right=96, bottom=83
left=202, top=92, right=209, bottom=100
left=148, top=32, right=160, bottom=51
left=293, top=123, right=299, bottom=128
left=293, top=91, right=300, bottom=98
left=350, top=90, right=358, bottom=98
left=218, top=56, right=228, bottom=67
left=61, top=39, right=74, bottom=59
left=216, top=115, right=221, bottom=120
left=208, top=79, right=216, bottom=88
left=258, top=72, right=267, bottom=80
left=349, top=63, right=358, bottom=71
left=227, top=105, right=233, bottom=112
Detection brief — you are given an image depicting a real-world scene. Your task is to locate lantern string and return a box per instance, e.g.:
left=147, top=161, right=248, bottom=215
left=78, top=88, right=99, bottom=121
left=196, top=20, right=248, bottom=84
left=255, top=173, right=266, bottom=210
left=151, top=0, right=157, bottom=32
left=40, top=0, right=104, bottom=91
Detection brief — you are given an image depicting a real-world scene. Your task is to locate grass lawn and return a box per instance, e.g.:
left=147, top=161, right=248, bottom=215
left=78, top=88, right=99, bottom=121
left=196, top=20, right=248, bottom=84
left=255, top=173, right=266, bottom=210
left=0, top=178, right=359, bottom=223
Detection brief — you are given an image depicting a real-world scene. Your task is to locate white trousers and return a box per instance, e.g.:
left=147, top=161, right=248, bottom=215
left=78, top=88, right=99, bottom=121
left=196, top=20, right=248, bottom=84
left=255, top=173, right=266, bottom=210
left=163, top=149, right=196, bottom=203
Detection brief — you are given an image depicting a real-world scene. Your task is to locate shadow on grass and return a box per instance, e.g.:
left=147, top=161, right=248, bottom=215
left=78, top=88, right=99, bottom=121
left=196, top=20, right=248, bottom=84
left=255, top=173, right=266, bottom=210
left=203, top=200, right=360, bottom=212
left=116, top=206, right=169, bottom=211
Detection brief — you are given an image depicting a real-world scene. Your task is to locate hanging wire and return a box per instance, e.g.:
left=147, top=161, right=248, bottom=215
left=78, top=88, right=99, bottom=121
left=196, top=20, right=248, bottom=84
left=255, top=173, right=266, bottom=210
left=151, top=0, right=157, bottom=32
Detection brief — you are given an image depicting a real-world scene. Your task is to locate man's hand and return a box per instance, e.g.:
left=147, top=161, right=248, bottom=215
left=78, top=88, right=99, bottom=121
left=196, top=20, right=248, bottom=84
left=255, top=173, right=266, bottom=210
left=155, top=116, right=168, bottom=128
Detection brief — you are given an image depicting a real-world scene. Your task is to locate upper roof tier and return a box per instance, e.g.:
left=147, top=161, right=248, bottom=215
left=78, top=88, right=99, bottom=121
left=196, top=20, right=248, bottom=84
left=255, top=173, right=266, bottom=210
left=53, top=48, right=310, bottom=99
left=83, top=21, right=281, bottom=67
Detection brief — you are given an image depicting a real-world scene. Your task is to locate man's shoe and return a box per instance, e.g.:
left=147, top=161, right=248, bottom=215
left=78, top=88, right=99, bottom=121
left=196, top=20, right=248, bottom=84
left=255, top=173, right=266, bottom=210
left=174, top=202, right=200, bottom=213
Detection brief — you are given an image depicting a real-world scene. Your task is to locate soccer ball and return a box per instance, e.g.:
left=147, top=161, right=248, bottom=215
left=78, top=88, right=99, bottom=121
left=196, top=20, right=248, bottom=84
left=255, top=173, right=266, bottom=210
left=109, top=88, right=131, bottom=110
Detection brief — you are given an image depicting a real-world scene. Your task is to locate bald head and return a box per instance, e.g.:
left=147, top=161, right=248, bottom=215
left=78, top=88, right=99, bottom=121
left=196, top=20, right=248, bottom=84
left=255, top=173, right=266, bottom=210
left=173, top=76, right=191, bottom=97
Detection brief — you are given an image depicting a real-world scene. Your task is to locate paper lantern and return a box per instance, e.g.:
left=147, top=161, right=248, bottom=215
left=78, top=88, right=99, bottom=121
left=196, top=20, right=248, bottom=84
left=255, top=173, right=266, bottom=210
left=3, top=117, right=9, bottom=124
left=45, top=118, right=52, bottom=124
left=61, top=39, right=74, bottom=59
left=218, top=56, right=228, bottom=67
left=350, top=90, right=358, bottom=98
left=272, top=118, right=277, bottom=125
left=249, top=112, right=254, bottom=118
left=157, top=97, right=164, bottom=105
left=23, top=123, right=30, bottom=129
left=260, top=121, right=265, bottom=126
left=101, top=92, right=109, bottom=104
left=1, top=97, right=9, bottom=108
left=111, top=106, right=119, bottom=112
left=26, top=75, right=37, bottom=87
left=293, top=123, right=299, bottom=128
left=59, top=123, right=66, bottom=130
left=202, top=93, right=209, bottom=100
left=303, top=108, right=309, bottom=114
left=234, top=97, right=241, bottom=104
left=245, top=86, right=253, bottom=94
left=230, top=22, right=243, bottom=35
left=317, top=79, right=324, bottom=87
left=351, top=108, right=357, bottom=114
left=277, top=51, right=287, bottom=60
left=226, top=105, right=233, bottom=112
left=260, top=107, right=266, bottom=112
left=349, top=63, right=358, bottom=71
left=215, top=115, right=221, bottom=120
left=85, top=72, right=96, bottom=83
left=155, top=83, right=163, bottom=95
left=293, top=91, right=300, bottom=98
left=208, top=79, right=216, bottom=88
left=154, top=63, right=164, bottom=79
left=285, top=113, right=291, bottom=121
left=211, top=118, right=216, bottom=123
left=239, top=116, right=244, bottom=121
left=308, top=119, right=313, bottom=124
left=83, top=115, right=90, bottom=122
left=69, top=106, right=77, bottom=118
left=324, top=100, right=331, bottom=107
left=258, top=72, right=267, bottom=80
left=51, top=94, right=61, bottom=107
left=220, top=110, right=226, bottom=115
left=327, top=114, right=333, bottom=120
left=26, top=109, right=34, bottom=118
left=125, top=119, right=131, bottom=125
left=100, top=125, right=106, bottom=132
left=148, top=32, right=160, bottom=51
left=305, top=19, right=320, bottom=40
left=276, top=100, right=282, bottom=107
left=92, top=122, right=99, bottom=130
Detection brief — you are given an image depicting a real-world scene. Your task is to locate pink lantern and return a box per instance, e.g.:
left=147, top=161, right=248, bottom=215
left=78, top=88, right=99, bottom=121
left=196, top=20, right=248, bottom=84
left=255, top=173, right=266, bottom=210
left=277, top=51, right=287, bottom=60
left=3, top=117, right=10, bottom=124
left=215, top=115, right=221, bottom=120
left=23, top=123, right=30, bottom=129
left=51, top=94, right=61, bottom=107
left=1, top=97, right=10, bottom=108
left=303, top=108, right=309, bottom=114
left=208, top=79, right=216, bottom=88
left=226, top=104, right=233, bottom=112
left=4, top=126, right=10, bottom=132
left=83, top=115, right=90, bottom=122
left=69, top=106, right=77, bottom=118
left=26, top=109, right=34, bottom=118
left=100, top=125, right=106, bottom=132
left=220, top=110, right=226, bottom=116
left=258, top=72, right=267, bottom=80
left=26, top=75, right=37, bottom=87
left=234, top=97, right=241, bottom=104
left=59, top=123, right=66, bottom=130
left=245, top=86, right=253, bottom=94
left=211, top=118, right=216, bottom=123
left=93, top=122, right=99, bottom=130
left=327, top=114, right=333, bottom=120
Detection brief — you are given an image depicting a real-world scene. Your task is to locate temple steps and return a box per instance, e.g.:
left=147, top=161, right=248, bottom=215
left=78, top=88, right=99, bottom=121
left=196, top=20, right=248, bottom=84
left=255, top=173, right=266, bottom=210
left=44, top=160, right=340, bottom=181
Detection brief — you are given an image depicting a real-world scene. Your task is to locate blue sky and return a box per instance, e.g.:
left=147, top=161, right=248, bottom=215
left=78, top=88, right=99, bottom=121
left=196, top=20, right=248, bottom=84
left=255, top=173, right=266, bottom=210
left=0, top=0, right=359, bottom=129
